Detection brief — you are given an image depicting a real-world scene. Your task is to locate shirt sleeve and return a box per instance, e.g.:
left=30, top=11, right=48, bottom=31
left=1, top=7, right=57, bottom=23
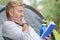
left=2, top=21, right=42, bottom=40
left=2, top=21, right=25, bottom=40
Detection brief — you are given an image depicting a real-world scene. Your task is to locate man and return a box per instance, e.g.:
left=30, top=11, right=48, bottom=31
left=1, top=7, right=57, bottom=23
left=2, top=1, right=50, bottom=40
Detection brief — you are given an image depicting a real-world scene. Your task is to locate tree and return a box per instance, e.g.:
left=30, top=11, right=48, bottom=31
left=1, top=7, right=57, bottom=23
left=0, top=0, right=9, bottom=5
left=40, top=0, right=60, bottom=33
left=0, top=0, right=23, bottom=5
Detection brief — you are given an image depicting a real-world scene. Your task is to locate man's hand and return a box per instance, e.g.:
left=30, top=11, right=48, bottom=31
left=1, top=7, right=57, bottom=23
left=15, top=18, right=29, bottom=32
left=42, top=34, right=51, bottom=40
left=45, top=34, right=51, bottom=40
left=22, top=19, right=29, bottom=32
left=46, top=34, right=51, bottom=40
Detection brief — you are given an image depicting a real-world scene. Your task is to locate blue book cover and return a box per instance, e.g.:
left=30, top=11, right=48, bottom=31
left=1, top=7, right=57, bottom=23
left=41, top=21, right=56, bottom=39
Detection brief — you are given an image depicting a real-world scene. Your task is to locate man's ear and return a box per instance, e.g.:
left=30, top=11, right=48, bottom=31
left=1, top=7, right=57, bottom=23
left=9, top=9, right=14, bottom=16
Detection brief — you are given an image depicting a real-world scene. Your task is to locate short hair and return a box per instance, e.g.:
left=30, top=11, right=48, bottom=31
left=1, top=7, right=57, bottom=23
left=6, top=1, right=23, bottom=18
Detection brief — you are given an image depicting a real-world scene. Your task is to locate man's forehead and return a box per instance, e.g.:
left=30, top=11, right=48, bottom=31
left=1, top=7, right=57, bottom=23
left=14, top=6, right=24, bottom=9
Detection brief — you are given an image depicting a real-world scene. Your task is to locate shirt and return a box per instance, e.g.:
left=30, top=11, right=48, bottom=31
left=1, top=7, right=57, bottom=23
left=2, top=21, right=42, bottom=40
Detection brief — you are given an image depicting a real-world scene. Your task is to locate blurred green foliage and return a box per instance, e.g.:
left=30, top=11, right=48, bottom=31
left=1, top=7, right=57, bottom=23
left=40, top=0, right=60, bottom=33
left=0, top=0, right=23, bottom=5
left=0, top=0, right=9, bottom=5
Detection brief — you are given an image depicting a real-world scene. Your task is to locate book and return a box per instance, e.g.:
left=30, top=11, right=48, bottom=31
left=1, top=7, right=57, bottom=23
left=41, top=21, right=56, bottom=39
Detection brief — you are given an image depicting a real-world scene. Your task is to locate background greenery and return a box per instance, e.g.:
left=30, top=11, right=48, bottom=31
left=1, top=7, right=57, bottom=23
left=0, top=0, right=9, bottom=5
left=40, top=0, right=60, bottom=33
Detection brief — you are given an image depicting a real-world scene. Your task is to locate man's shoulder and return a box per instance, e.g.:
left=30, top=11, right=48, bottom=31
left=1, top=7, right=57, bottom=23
left=4, top=21, right=15, bottom=24
left=3, top=21, right=16, bottom=27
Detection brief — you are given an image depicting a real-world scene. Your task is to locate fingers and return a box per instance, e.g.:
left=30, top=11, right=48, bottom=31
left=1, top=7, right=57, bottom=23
left=45, top=34, right=51, bottom=40
left=45, top=37, right=49, bottom=40
left=48, top=34, right=51, bottom=38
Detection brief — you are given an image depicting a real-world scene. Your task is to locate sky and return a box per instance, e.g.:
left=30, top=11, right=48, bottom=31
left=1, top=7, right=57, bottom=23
left=23, top=0, right=30, bottom=5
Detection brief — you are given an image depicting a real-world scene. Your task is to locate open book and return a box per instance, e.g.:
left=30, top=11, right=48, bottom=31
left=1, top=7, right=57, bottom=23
left=41, top=21, right=56, bottom=38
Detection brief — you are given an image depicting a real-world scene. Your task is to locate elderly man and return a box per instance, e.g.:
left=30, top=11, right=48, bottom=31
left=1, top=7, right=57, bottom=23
left=2, top=1, right=50, bottom=40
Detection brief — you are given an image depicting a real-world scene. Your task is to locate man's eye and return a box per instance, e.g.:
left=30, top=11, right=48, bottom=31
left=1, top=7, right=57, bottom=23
left=18, top=10, right=23, bottom=13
